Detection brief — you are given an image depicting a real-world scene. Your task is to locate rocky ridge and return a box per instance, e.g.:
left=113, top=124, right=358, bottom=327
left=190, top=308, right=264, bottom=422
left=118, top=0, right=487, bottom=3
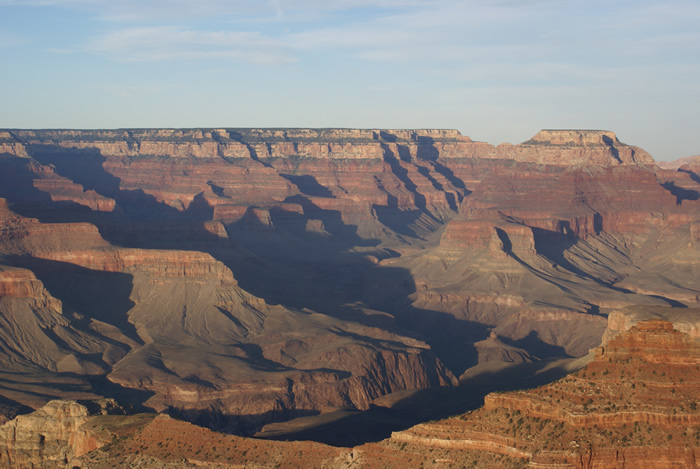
left=0, top=127, right=698, bottom=438
left=0, top=198, right=455, bottom=433
left=370, top=311, right=700, bottom=468
left=2, top=307, right=693, bottom=468
left=0, top=400, right=105, bottom=468
left=657, top=154, right=700, bottom=170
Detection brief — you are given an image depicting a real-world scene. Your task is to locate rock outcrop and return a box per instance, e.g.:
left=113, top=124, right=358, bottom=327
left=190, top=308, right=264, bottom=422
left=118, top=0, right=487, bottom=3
left=0, top=200, right=456, bottom=433
left=74, top=412, right=347, bottom=468
left=61, top=308, right=700, bottom=468
left=0, top=400, right=104, bottom=468
left=657, top=154, right=700, bottom=170
left=0, top=127, right=698, bottom=441
left=516, top=129, right=654, bottom=166
left=370, top=311, right=700, bottom=468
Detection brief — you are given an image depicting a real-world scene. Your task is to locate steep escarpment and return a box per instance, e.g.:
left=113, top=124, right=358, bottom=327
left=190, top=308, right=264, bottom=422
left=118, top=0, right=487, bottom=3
left=0, top=400, right=106, bottom=468
left=0, top=128, right=655, bottom=227
left=367, top=311, right=700, bottom=468
left=381, top=140, right=698, bottom=373
left=50, top=308, right=700, bottom=468
left=0, top=198, right=455, bottom=433
left=0, top=127, right=698, bottom=442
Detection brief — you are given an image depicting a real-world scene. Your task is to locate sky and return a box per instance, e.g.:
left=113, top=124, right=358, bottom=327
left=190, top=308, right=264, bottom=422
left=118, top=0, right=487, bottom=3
left=0, top=1, right=698, bottom=161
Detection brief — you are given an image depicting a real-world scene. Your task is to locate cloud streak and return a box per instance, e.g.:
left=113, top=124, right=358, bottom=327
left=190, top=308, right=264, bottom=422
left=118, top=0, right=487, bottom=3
left=16, top=0, right=700, bottom=71
left=89, top=26, right=294, bottom=64
left=0, top=32, right=29, bottom=48
left=0, top=0, right=440, bottom=22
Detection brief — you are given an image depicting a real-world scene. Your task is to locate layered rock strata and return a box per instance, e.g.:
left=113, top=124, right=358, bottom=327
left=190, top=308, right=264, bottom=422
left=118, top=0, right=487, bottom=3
left=372, top=312, right=700, bottom=468
left=0, top=400, right=104, bottom=468
left=0, top=127, right=698, bottom=436
left=44, top=308, right=700, bottom=468
left=0, top=192, right=456, bottom=432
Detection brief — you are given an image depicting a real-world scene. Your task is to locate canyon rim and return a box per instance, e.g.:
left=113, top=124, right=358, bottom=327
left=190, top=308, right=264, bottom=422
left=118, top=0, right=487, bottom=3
left=0, top=127, right=698, bottom=467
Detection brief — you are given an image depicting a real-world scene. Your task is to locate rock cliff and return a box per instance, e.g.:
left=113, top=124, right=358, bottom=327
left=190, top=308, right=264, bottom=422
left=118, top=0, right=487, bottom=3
left=58, top=307, right=700, bottom=468
left=370, top=311, right=700, bottom=468
left=0, top=198, right=456, bottom=433
left=0, top=400, right=104, bottom=468
left=0, top=127, right=698, bottom=442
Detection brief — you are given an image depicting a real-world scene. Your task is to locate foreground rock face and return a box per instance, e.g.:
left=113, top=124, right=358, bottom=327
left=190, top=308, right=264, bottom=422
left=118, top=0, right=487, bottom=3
left=75, top=413, right=347, bottom=468
left=375, top=312, right=700, bottom=468
left=0, top=400, right=104, bottom=468
left=64, top=308, right=700, bottom=468
left=0, top=127, right=698, bottom=436
left=602, top=306, right=700, bottom=344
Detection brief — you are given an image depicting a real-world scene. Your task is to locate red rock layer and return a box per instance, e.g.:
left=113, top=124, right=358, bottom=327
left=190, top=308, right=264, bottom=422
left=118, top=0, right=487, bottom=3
left=0, top=204, right=456, bottom=429
left=0, top=400, right=104, bottom=467
left=0, top=128, right=660, bottom=221
left=55, top=312, right=700, bottom=468
left=0, top=127, right=699, bottom=439
left=375, top=315, right=700, bottom=468
left=443, top=164, right=685, bottom=249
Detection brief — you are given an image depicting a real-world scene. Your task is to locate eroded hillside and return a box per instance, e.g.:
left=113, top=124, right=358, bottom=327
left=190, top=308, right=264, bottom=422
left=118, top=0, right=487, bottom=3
left=0, top=128, right=698, bottom=437
left=0, top=307, right=695, bottom=468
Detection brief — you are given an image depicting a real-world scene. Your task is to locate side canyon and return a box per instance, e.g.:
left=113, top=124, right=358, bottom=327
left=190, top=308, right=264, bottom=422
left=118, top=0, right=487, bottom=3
left=0, top=127, right=698, bottom=463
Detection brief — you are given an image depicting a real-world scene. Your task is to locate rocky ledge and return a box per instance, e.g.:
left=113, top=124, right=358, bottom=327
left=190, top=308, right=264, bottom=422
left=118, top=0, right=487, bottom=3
left=5, top=308, right=696, bottom=468
left=0, top=400, right=107, bottom=468
left=372, top=311, right=700, bottom=468
left=0, top=127, right=653, bottom=166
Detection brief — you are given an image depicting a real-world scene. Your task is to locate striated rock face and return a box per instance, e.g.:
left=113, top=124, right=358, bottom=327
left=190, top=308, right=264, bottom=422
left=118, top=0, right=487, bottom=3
left=0, top=202, right=455, bottom=433
left=0, top=126, right=698, bottom=443
left=0, top=128, right=655, bottom=221
left=0, top=200, right=451, bottom=437
left=371, top=312, right=700, bottom=468
left=602, top=306, right=700, bottom=345
left=387, top=142, right=698, bottom=373
left=0, top=400, right=104, bottom=468
left=516, top=129, right=655, bottom=166
left=61, top=309, right=700, bottom=468
left=0, top=266, right=58, bottom=302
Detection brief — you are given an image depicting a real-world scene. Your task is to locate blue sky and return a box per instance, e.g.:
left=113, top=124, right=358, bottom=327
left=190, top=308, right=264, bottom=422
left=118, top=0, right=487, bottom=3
left=0, top=1, right=698, bottom=161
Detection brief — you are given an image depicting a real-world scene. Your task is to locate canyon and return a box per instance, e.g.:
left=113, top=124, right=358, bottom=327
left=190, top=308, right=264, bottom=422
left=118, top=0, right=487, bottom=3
left=0, top=127, right=698, bottom=464
left=1, top=307, right=697, bottom=468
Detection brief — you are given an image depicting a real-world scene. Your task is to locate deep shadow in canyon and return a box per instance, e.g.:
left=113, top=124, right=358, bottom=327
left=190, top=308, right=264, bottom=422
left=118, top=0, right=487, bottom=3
left=4, top=255, right=141, bottom=343
left=254, top=355, right=583, bottom=447
left=0, top=146, right=589, bottom=444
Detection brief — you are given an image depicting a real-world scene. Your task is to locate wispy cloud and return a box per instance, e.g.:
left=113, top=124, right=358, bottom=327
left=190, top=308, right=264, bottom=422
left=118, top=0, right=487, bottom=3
left=47, top=47, right=74, bottom=54
left=89, top=26, right=294, bottom=64
left=288, top=0, right=700, bottom=72
left=15, top=0, right=695, bottom=68
left=7, top=0, right=700, bottom=77
left=0, top=0, right=440, bottom=22
left=0, top=32, right=30, bottom=48
left=290, top=2, right=562, bottom=57
left=100, top=83, right=180, bottom=97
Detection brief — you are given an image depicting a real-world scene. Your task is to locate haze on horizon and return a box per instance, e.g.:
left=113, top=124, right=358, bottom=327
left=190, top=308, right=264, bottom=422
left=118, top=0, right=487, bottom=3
left=0, top=0, right=698, bottom=162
